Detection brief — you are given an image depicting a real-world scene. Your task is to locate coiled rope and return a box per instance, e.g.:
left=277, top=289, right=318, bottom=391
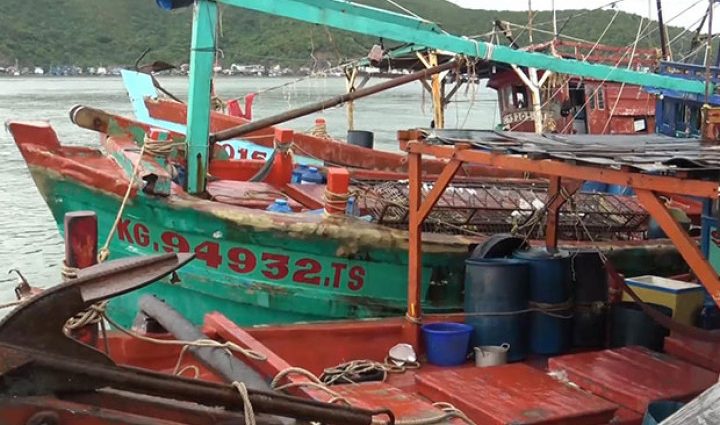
left=309, top=119, right=331, bottom=139
left=319, top=358, right=419, bottom=386
left=143, top=134, right=187, bottom=157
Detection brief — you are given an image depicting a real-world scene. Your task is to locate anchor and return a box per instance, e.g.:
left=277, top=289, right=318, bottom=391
left=0, top=253, right=383, bottom=425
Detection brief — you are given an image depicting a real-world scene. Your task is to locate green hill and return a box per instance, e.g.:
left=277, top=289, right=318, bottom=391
left=0, top=0, right=706, bottom=68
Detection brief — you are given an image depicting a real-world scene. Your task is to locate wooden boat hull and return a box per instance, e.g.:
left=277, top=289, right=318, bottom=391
left=10, top=122, right=468, bottom=327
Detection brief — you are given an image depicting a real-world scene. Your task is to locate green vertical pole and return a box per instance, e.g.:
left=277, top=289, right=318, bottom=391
left=186, top=0, right=217, bottom=194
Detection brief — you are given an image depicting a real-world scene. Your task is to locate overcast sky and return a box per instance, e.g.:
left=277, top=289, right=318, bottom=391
left=446, top=1, right=715, bottom=30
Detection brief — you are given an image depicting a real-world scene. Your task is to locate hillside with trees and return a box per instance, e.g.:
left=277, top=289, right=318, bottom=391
left=0, top=0, right=708, bottom=69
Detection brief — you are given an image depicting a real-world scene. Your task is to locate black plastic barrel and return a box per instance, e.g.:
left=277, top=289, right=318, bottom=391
left=347, top=130, right=374, bottom=149
left=464, top=258, right=530, bottom=362
left=610, top=302, right=672, bottom=351
left=570, top=250, right=608, bottom=348
left=513, top=248, right=572, bottom=355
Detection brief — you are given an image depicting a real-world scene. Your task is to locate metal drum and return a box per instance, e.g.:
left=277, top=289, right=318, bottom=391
left=569, top=250, right=607, bottom=348
left=464, top=258, right=529, bottom=362
left=513, top=248, right=572, bottom=355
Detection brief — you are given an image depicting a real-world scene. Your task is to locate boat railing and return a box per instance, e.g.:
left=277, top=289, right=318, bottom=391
left=658, top=61, right=720, bottom=85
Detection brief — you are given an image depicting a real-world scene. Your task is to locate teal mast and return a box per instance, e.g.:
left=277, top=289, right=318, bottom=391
left=185, top=0, right=217, bottom=194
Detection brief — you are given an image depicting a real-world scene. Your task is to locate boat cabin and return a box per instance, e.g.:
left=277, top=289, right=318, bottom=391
left=487, top=40, right=659, bottom=134
left=649, top=61, right=720, bottom=137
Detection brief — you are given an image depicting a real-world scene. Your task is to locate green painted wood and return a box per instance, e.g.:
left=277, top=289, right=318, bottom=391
left=216, top=0, right=710, bottom=95
left=30, top=165, right=465, bottom=327
left=186, top=0, right=218, bottom=194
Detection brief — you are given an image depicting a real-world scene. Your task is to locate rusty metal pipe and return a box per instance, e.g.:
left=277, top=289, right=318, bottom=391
left=209, top=60, right=459, bottom=143
left=24, top=358, right=375, bottom=425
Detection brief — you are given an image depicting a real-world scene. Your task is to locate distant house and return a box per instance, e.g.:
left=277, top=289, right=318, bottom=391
left=230, top=64, right=265, bottom=76
left=96, top=67, right=108, bottom=76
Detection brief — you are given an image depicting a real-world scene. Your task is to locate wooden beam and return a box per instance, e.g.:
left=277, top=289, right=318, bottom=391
left=636, top=189, right=720, bottom=306
left=405, top=143, right=720, bottom=199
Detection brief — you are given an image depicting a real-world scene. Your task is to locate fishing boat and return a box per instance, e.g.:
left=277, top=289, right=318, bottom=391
left=8, top=0, right=713, bottom=329
left=488, top=39, right=658, bottom=135
left=5, top=198, right=720, bottom=425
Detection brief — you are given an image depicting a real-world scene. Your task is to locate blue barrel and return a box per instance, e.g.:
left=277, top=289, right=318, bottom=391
left=569, top=250, right=607, bottom=348
left=464, top=258, right=530, bottom=362
left=301, top=166, right=325, bottom=184
left=513, top=248, right=572, bottom=355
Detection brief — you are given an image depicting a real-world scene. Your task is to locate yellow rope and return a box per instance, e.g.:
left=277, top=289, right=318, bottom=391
left=98, top=142, right=147, bottom=263
left=143, top=135, right=187, bottom=157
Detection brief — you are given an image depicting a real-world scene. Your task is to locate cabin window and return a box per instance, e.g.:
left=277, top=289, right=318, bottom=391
left=585, top=86, right=595, bottom=110
left=662, top=101, right=675, bottom=129
left=689, top=105, right=700, bottom=131
left=501, top=86, right=514, bottom=110
left=596, top=88, right=605, bottom=110
left=512, top=86, right=528, bottom=109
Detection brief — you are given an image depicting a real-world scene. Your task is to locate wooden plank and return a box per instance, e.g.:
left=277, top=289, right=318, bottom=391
left=664, top=334, right=720, bottom=373
left=416, top=364, right=617, bottom=425
left=548, top=347, right=718, bottom=413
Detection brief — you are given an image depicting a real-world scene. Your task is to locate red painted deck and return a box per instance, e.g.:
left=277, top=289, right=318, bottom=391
left=207, top=181, right=304, bottom=211
left=608, top=407, right=642, bottom=425
left=664, top=334, right=720, bottom=373
left=335, top=382, right=450, bottom=424
left=416, top=364, right=617, bottom=425
left=548, top=346, right=717, bottom=413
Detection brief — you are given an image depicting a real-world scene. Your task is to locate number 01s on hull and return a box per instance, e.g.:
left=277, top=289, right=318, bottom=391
left=8, top=120, right=468, bottom=327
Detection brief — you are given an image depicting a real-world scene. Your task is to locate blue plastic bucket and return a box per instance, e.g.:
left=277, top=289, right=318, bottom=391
left=422, top=322, right=473, bottom=366
left=642, top=400, right=684, bottom=425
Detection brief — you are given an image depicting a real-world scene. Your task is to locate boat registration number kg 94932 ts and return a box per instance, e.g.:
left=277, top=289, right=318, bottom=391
left=113, top=218, right=366, bottom=292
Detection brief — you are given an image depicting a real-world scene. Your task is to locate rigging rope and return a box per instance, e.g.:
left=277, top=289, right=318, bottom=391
left=601, top=16, right=645, bottom=134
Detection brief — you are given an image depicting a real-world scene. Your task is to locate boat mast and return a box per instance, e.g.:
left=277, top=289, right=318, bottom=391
left=552, top=0, right=558, bottom=40
left=528, top=0, right=534, bottom=44
left=656, top=0, right=670, bottom=60
left=186, top=0, right=218, bottom=195
left=705, top=0, right=714, bottom=104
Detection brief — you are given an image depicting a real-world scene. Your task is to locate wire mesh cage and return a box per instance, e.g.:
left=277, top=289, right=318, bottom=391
left=353, top=180, right=648, bottom=241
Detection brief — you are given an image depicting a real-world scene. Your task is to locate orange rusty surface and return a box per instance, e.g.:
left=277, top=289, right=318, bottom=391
left=405, top=143, right=720, bottom=199
left=208, top=158, right=265, bottom=180
left=416, top=364, right=617, bottom=425
left=206, top=313, right=406, bottom=377
left=664, top=334, right=720, bottom=373
left=8, top=121, right=136, bottom=199
left=636, top=189, right=720, bottom=305
left=548, top=346, right=717, bottom=413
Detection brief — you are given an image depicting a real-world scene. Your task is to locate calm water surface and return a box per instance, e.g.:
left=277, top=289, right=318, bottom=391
left=0, top=75, right=499, bottom=305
